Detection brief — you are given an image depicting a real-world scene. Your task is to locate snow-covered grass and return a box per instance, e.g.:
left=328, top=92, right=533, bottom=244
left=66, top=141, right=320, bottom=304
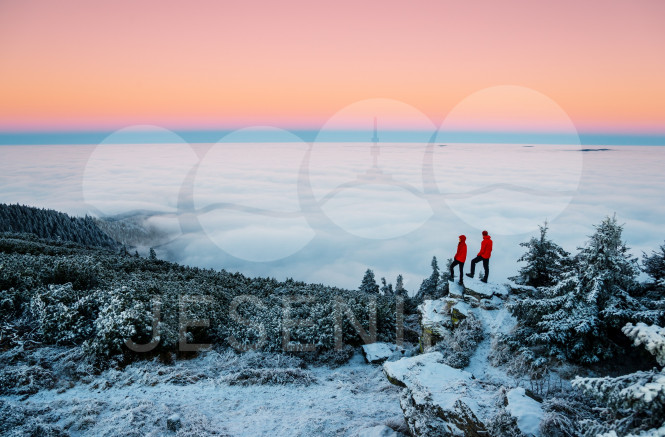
left=0, top=348, right=406, bottom=436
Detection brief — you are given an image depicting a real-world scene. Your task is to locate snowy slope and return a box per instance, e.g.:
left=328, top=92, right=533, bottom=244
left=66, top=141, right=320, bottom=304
left=1, top=350, right=405, bottom=437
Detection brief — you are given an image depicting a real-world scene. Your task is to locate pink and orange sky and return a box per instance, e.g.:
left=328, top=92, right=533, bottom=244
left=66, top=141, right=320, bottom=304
left=1, top=0, right=664, bottom=133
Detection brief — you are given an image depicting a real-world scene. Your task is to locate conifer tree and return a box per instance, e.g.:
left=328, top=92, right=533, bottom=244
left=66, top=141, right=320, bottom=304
left=573, top=322, right=665, bottom=437
left=510, top=221, right=571, bottom=288
left=395, top=274, right=408, bottom=298
left=414, top=256, right=441, bottom=302
left=509, top=216, right=660, bottom=363
left=359, top=269, right=379, bottom=294
left=643, top=242, right=665, bottom=289
left=380, top=277, right=393, bottom=295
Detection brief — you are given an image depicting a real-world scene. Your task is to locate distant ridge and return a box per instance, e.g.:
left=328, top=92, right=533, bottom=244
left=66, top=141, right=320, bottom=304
left=0, top=203, right=119, bottom=250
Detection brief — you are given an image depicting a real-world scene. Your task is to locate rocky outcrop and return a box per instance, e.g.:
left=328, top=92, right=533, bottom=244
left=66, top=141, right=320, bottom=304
left=383, top=353, right=495, bottom=437
left=362, top=342, right=409, bottom=364
left=449, top=278, right=510, bottom=301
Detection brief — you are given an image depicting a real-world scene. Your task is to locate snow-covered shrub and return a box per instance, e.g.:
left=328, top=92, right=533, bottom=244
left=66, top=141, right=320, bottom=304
left=539, top=394, right=597, bottom=437
left=84, top=286, right=157, bottom=358
left=508, top=216, right=661, bottom=364
left=2, top=232, right=403, bottom=367
left=41, top=257, right=100, bottom=290
left=222, top=367, right=316, bottom=386
left=0, top=364, right=56, bottom=395
left=488, top=410, right=525, bottom=437
left=310, top=343, right=355, bottom=366
left=510, top=221, right=571, bottom=288
left=30, top=283, right=98, bottom=345
left=434, top=313, right=484, bottom=368
left=572, top=322, right=665, bottom=437
left=487, top=387, right=526, bottom=437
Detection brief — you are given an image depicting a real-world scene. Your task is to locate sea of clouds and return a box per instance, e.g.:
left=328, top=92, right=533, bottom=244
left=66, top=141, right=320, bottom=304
left=2, top=138, right=664, bottom=293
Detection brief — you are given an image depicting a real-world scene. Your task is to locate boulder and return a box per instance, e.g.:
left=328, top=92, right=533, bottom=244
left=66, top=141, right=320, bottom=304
left=448, top=281, right=465, bottom=298
left=418, top=299, right=452, bottom=350
left=362, top=342, right=398, bottom=364
left=384, top=352, right=494, bottom=436
left=167, top=414, right=181, bottom=432
left=506, top=387, right=544, bottom=436
left=452, top=278, right=510, bottom=300
left=450, top=300, right=471, bottom=326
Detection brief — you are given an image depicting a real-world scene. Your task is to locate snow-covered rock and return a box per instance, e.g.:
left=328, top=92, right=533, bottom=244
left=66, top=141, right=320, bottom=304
left=419, top=299, right=453, bottom=337
left=383, top=352, right=494, bottom=436
left=458, top=277, right=510, bottom=300
left=450, top=300, right=471, bottom=322
left=448, top=280, right=465, bottom=298
left=356, top=424, right=408, bottom=437
left=362, top=342, right=397, bottom=364
left=506, top=387, right=544, bottom=436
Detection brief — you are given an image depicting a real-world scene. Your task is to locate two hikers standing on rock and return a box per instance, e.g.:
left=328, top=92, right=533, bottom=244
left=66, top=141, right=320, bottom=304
left=449, top=230, right=493, bottom=285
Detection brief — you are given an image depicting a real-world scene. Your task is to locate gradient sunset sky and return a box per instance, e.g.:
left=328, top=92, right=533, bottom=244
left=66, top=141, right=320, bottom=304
left=1, top=0, right=664, bottom=135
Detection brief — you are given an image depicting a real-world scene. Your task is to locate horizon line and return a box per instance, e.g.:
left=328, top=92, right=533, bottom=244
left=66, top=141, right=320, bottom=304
left=0, top=129, right=664, bottom=146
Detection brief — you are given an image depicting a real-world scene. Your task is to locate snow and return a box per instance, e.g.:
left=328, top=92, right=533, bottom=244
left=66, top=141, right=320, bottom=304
left=356, top=425, right=407, bottom=437
left=361, top=342, right=397, bottom=364
left=450, top=299, right=472, bottom=318
left=383, top=352, right=494, bottom=420
left=463, top=306, right=516, bottom=386
left=623, top=322, right=665, bottom=365
left=419, top=293, right=516, bottom=385
left=1, top=349, right=405, bottom=436
left=448, top=280, right=465, bottom=298
left=418, top=299, right=452, bottom=336
left=464, top=277, right=510, bottom=298
left=506, top=387, right=544, bottom=437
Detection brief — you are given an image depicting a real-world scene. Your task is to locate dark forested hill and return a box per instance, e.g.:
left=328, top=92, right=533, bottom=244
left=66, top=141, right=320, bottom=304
left=0, top=203, right=119, bottom=249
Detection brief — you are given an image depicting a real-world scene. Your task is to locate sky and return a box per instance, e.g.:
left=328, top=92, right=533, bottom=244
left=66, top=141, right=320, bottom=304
left=1, top=0, right=665, bottom=135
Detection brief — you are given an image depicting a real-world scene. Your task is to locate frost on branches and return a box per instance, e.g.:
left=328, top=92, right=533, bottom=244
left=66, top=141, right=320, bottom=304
left=508, top=216, right=662, bottom=364
left=573, top=322, right=665, bottom=437
left=510, top=221, right=571, bottom=288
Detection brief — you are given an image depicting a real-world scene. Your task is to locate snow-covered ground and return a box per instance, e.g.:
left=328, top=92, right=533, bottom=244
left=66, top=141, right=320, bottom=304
left=1, top=349, right=406, bottom=436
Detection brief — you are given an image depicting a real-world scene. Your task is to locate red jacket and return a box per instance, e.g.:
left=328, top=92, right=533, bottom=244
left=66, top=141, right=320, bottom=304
left=478, top=234, right=493, bottom=259
left=455, top=235, right=467, bottom=262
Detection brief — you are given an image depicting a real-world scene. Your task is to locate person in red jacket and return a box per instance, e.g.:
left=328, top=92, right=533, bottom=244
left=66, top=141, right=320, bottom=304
left=466, top=230, right=492, bottom=283
left=450, top=235, right=467, bottom=285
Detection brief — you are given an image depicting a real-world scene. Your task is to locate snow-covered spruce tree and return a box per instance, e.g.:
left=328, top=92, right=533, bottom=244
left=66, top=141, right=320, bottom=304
left=359, top=269, right=379, bottom=294
left=642, top=242, right=665, bottom=301
left=395, top=274, right=407, bottom=298
left=380, top=277, right=393, bottom=295
left=414, top=256, right=445, bottom=303
left=510, top=221, right=571, bottom=288
left=508, top=215, right=661, bottom=364
left=572, top=322, right=665, bottom=437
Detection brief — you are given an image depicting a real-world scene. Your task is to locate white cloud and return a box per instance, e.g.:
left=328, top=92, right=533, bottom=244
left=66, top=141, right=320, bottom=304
left=2, top=143, right=665, bottom=291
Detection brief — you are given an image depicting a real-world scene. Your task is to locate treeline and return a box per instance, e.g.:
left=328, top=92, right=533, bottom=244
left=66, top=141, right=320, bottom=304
left=0, top=203, right=119, bottom=250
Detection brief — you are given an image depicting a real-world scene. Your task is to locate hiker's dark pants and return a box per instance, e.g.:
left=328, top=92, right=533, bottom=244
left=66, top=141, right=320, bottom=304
left=469, top=256, right=490, bottom=280
left=450, top=260, right=464, bottom=279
